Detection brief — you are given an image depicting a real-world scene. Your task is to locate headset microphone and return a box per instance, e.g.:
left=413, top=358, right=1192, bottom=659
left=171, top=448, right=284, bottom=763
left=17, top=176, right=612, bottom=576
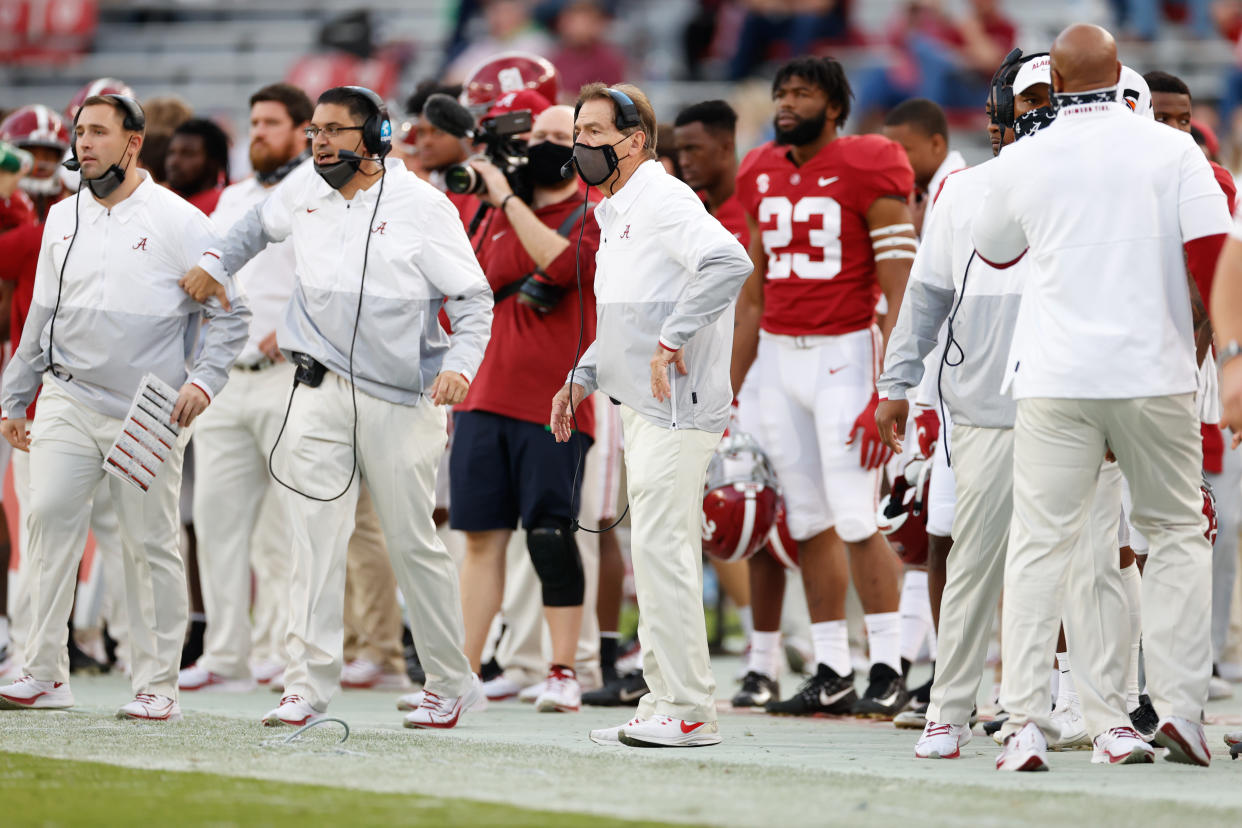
left=560, top=159, right=574, bottom=179
left=336, top=149, right=381, bottom=163
left=62, top=157, right=81, bottom=172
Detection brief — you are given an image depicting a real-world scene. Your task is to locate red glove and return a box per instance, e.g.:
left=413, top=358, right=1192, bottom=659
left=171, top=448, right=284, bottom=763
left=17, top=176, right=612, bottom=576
left=913, top=406, right=939, bottom=459
left=847, top=391, right=893, bottom=470
left=1203, top=421, right=1225, bottom=475
left=724, top=397, right=740, bottom=437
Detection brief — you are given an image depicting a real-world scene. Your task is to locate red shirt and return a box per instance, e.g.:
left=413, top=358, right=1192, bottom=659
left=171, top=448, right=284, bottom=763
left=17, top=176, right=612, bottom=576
left=459, top=196, right=601, bottom=438
left=1211, top=160, right=1237, bottom=215
left=0, top=191, right=37, bottom=233
left=185, top=186, right=223, bottom=216
left=712, top=193, right=751, bottom=250
left=0, top=221, right=43, bottom=419
left=735, top=134, right=914, bottom=336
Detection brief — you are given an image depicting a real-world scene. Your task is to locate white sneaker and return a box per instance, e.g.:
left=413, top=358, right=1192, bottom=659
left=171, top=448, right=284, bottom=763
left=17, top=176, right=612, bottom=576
left=518, top=679, right=547, bottom=704
left=250, top=659, right=285, bottom=686
left=341, top=658, right=411, bottom=690
left=1218, top=662, right=1242, bottom=682
left=914, top=720, right=972, bottom=759
left=1091, top=726, right=1155, bottom=764
left=618, top=715, right=721, bottom=748
left=0, top=675, right=74, bottom=710
left=482, top=674, right=524, bottom=701
left=535, top=666, right=581, bottom=713
left=397, top=683, right=490, bottom=713
left=262, top=694, right=323, bottom=727
left=1048, top=706, right=1090, bottom=751
left=1208, top=675, right=1234, bottom=700
left=1154, top=715, right=1212, bottom=767
left=403, top=674, right=485, bottom=729
left=590, top=715, right=643, bottom=745
left=117, top=693, right=181, bottom=721
left=996, top=721, right=1049, bottom=772
left=178, top=663, right=256, bottom=693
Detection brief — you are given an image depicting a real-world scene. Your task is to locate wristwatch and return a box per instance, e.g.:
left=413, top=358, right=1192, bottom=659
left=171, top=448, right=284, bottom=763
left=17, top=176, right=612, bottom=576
left=1221, top=340, right=1242, bottom=368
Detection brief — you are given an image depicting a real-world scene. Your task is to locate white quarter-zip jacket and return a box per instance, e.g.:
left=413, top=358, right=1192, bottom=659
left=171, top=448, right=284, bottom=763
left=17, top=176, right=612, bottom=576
left=200, top=158, right=493, bottom=406
left=1, top=171, right=251, bottom=420
left=567, top=160, right=752, bottom=432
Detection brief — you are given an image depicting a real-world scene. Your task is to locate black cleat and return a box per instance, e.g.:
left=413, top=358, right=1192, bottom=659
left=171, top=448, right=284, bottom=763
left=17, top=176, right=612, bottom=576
left=765, top=664, right=857, bottom=715
left=983, top=710, right=1009, bottom=736
left=850, top=663, right=909, bottom=718
left=732, top=671, right=779, bottom=708
left=68, top=637, right=107, bottom=675
left=403, top=633, right=426, bottom=686
left=1129, top=694, right=1158, bottom=742
left=582, top=669, right=648, bottom=707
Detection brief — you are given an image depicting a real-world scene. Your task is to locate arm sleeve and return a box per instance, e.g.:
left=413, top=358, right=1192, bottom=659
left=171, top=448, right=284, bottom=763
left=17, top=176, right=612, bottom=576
left=1179, top=146, right=1232, bottom=243
left=180, top=209, right=253, bottom=398
left=877, top=189, right=958, bottom=401
left=198, top=175, right=296, bottom=282
left=1, top=224, right=55, bottom=418
left=419, top=195, right=494, bottom=381
left=567, top=339, right=600, bottom=396
left=656, top=192, right=754, bottom=351
left=970, top=159, right=1027, bottom=268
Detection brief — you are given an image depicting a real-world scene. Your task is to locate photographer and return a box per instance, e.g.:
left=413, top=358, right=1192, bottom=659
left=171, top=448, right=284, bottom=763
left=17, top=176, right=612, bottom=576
left=450, top=103, right=601, bottom=714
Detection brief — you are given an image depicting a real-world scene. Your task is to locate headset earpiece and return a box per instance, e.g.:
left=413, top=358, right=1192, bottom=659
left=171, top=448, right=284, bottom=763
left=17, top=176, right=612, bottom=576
left=342, top=85, right=391, bottom=158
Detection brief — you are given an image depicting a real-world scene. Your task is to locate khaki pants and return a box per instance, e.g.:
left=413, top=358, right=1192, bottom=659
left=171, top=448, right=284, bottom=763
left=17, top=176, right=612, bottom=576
left=23, top=379, right=189, bottom=698
left=1002, top=395, right=1210, bottom=739
left=343, top=482, right=404, bottom=674
left=276, top=373, right=469, bottom=711
left=620, top=406, right=720, bottom=723
left=193, top=362, right=294, bottom=678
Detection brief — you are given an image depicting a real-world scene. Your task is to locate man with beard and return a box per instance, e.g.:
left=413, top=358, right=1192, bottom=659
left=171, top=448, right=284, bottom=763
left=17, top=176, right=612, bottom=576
left=731, top=56, right=917, bottom=719
left=166, top=118, right=230, bottom=215
left=177, top=83, right=312, bottom=693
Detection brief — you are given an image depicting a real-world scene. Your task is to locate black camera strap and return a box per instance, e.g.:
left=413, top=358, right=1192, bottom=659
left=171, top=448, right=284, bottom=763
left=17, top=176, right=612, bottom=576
left=494, top=198, right=596, bottom=303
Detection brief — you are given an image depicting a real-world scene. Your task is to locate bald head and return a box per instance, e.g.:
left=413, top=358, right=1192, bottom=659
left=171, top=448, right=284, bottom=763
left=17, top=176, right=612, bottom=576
left=1050, top=23, right=1121, bottom=94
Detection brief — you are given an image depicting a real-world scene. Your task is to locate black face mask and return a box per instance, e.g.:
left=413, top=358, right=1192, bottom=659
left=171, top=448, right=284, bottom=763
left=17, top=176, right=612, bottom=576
left=83, top=143, right=134, bottom=199
left=314, top=155, right=360, bottom=190
left=528, top=140, right=574, bottom=188
left=572, top=137, right=628, bottom=187
left=1012, top=106, right=1056, bottom=140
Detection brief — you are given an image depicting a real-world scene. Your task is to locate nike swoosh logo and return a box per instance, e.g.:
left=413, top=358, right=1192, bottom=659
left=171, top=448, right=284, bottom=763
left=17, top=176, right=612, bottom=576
left=492, top=231, right=507, bottom=241
left=819, top=687, right=853, bottom=706
left=618, top=686, right=646, bottom=703
left=306, top=208, right=317, bottom=213
left=877, top=693, right=899, bottom=705
left=828, top=365, right=847, bottom=374
left=62, top=235, right=72, bottom=240
left=680, top=721, right=706, bottom=734
left=818, top=176, right=839, bottom=187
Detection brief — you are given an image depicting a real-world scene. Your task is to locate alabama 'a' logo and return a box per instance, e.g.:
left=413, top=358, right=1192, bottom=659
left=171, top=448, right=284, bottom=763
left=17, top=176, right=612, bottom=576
left=618, top=225, right=631, bottom=239
left=372, top=221, right=387, bottom=235
left=132, top=237, right=148, bottom=251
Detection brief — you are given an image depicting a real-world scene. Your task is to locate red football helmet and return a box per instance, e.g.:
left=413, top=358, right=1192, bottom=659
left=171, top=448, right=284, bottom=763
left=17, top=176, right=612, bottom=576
left=766, top=498, right=799, bottom=570
left=702, top=432, right=780, bottom=563
left=877, top=457, right=932, bottom=566
left=462, top=52, right=559, bottom=115
left=65, top=78, right=136, bottom=122
left=0, top=105, right=70, bottom=197
left=1203, top=474, right=1219, bottom=545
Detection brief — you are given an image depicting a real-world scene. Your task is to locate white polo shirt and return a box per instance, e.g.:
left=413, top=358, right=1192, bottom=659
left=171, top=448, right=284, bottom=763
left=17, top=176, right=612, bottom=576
left=971, top=99, right=1231, bottom=400
left=211, top=174, right=298, bottom=367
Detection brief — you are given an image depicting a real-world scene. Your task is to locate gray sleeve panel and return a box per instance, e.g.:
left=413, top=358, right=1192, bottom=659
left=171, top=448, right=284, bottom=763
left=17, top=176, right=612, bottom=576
left=0, top=300, right=53, bottom=417
left=878, top=278, right=956, bottom=401
left=189, top=292, right=253, bottom=397
left=568, top=340, right=600, bottom=397
left=218, top=202, right=276, bottom=278
left=657, top=245, right=753, bottom=350
left=440, top=285, right=494, bottom=380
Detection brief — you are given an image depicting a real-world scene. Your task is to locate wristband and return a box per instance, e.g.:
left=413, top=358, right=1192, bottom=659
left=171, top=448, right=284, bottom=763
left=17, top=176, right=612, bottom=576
left=500, top=193, right=517, bottom=212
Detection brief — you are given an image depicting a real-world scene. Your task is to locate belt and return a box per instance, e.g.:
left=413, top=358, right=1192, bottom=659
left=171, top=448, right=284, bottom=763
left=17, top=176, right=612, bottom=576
left=234, top=357, right=276, bottom=372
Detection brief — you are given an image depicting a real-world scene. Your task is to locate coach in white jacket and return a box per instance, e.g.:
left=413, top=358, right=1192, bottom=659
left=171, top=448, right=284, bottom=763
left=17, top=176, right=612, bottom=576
left=0, top=94, right=250, bottom=722
left=551, top=84, right=751, bottom=748
left=182, top=86, right=493, bottom=730
left=972, top=24, right=1231, bottom=770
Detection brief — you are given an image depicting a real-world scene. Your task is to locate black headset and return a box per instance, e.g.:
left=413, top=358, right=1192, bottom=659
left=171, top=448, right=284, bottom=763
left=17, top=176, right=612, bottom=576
left=989, top=49, right=1049, bottom=130
left=341, top=85, right=392, bottom=158
left=573, top=87, right=642, bottom=132
left=65, top=93, right=146, bottom=169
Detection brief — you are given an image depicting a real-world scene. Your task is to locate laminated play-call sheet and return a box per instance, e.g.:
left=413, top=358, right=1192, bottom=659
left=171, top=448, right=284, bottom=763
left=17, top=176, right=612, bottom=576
left=102, top=373, right=182, bottom=493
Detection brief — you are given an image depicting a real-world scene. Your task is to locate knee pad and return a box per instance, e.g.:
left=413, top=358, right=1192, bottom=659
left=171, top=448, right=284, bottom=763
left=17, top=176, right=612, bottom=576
left=527, top=518, right=584, bottom=607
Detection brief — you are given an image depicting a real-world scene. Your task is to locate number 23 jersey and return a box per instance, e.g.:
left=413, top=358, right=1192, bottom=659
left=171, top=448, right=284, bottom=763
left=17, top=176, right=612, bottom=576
left=735, top=134, right=913, bottom=337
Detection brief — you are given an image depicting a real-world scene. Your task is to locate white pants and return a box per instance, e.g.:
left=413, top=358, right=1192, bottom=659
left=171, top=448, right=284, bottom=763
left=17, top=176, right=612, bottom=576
left=1002, top=395, right=1211, bottom=737
left=1208, top=437, right=1242, bottom=662
left=24, top=380, right=189, bottom=697
left=274, top=373, right=469, bottom=710
left=192, top=362, right=295, bottom=678
left=925, top=406, right=956, bottom=538
left=620, top=406, right=720, bottom=723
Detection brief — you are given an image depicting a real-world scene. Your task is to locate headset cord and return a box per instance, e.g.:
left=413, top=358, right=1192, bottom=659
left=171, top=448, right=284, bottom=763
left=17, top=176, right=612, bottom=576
left=46, top=185, right=83, bottom=384
left=935, top=250, right=973, bottom=468
left=268, top=165, right=386, bottom=501
left=567, top=185, right=628, bottom=534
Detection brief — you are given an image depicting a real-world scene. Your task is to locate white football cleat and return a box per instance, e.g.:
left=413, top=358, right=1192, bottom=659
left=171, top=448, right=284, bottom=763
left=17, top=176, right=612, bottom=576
left=1154, top=716, right=1211, bottom=767
left=341, top=658, right=411, bottom=690
left=250, top=658, right=285, bottom=686
left=996, top=721, right=1049, bottom=772
left=618, top=715, right=721, bottom=748
left=262, top=694, right=323, bottom=727
left=403, top=674, right=485, bottom=729
left=117, top=693, right=181, bottom=722
left=481, top=674, right=524, bottom=701
left=914, top=720, right=972, bottom=759
left=1208, top=675, right=1234, bottom=700
left=590, top=715, right=644, bottom=745
left=535, top=666, right=581, bottom=713
left=1048, top=705, right=1090, bottom=751
left=397, top=682, right=489, bottom=713
left=1091, top=726, right=1155, bottom=765
left=0, top=675, right=73, bottom=710
left=518, top=679, right=547, bottom=704
left=178, top=663, right=256, bottom=693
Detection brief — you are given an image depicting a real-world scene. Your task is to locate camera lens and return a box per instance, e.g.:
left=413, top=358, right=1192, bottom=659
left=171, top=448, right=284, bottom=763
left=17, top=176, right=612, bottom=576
left=445, top=164, right=483, bottom=195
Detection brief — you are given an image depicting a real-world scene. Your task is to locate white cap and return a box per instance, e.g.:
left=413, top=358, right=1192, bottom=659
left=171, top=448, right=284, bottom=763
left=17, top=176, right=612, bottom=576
left=1117, top=65, right=1153, bottom=119
left=1013, top=54, right=1051, bottom=95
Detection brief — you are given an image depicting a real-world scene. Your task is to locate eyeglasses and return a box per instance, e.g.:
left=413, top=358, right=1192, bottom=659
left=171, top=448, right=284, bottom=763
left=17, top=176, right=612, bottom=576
left=304, top=125, right=365, bottom=140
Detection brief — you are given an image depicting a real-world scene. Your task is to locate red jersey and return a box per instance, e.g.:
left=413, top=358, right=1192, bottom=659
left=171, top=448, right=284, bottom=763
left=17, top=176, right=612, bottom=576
left=735, top=134, right=914, bottom=336
left=185, top=186, right=223, bottom=216
left=458, top=196, right=600, bottom=438
left=0, top=191, right=37, bottom=233
left=712, top=193, right=751, bottom=250
left=1211, top=160, right=1237, bottom=215
left=0, top=221, right=43, bottom=419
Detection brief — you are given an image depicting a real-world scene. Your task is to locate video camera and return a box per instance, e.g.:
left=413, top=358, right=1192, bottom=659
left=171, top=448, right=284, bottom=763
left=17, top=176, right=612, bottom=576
left=445, top=108, right=534, bottom=203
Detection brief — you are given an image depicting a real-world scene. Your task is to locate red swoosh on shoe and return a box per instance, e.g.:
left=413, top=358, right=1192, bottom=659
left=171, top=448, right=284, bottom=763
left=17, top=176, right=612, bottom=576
left=680, top=721, right=706, bottom=734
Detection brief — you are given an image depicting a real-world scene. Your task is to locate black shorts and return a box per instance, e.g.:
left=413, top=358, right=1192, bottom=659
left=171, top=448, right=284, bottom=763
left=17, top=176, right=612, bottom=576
left=448, top=410, right=592, bottom=531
